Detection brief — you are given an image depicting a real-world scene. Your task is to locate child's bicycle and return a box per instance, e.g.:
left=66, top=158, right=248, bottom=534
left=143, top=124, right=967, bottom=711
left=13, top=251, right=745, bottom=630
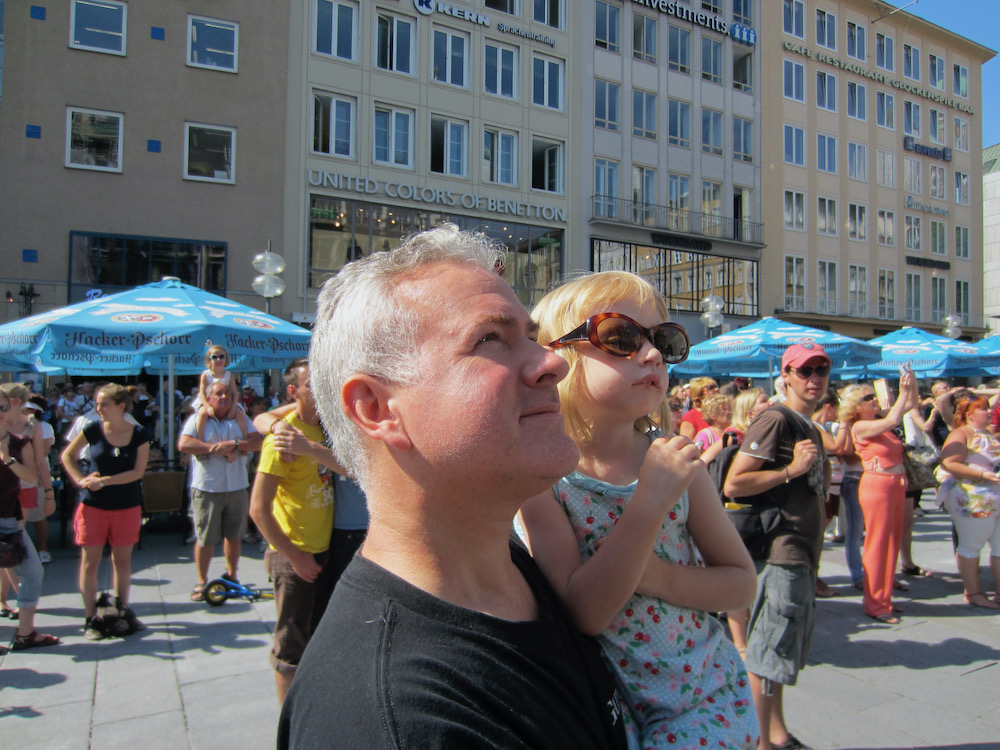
left=202, top=577, right=274, bottom=607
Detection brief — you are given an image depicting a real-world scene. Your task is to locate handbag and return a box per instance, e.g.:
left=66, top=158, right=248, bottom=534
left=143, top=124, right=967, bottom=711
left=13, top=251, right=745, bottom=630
left=903, top=445, right=939, bottom=492
left=0, top=530, right=28, bottom=568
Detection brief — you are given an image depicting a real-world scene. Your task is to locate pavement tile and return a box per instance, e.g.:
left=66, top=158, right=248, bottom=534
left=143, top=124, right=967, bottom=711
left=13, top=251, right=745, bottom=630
left=91, top=707, right=189, bottom=749
left=182, top=669, right=281, bottom=750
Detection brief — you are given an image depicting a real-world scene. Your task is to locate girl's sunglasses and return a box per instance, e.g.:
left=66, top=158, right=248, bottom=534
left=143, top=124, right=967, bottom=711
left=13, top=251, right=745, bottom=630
left=210, top=354, right=227, bottom=361
left=548, top=312, right=690, bottom=364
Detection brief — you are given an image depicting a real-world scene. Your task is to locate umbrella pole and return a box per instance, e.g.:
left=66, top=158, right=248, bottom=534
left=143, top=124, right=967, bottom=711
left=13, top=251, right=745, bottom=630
left=168, top=355, right=176, bottom=465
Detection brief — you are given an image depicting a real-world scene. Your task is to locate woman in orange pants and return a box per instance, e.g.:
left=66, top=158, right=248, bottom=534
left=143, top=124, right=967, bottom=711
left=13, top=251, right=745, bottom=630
left=844, top=372, right=918, bottom=623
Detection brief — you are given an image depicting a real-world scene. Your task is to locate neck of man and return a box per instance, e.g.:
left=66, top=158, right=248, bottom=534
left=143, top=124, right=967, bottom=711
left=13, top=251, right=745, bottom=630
left=294, top=402, right=320, bottom=427
left=784, top=389, right=822, bottom=419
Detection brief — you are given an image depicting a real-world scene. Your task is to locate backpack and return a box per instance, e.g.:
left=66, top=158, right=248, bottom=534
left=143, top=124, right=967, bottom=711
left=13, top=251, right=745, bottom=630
left=705, top=431, right=741, bottom=502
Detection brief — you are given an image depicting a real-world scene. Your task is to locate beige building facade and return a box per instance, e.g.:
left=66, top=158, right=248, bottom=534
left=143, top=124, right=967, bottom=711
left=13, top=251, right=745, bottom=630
left=760, top=0, right=994, bottom=340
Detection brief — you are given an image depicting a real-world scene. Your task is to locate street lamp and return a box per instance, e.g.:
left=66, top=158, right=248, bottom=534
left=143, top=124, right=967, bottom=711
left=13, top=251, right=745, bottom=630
left=251, top=241, right=286, bottom=316
left=942, top=313, right=963, bottom=339
left=4, top=283, right=40, bottom=317
left=700, top=294, right=725, bottom=338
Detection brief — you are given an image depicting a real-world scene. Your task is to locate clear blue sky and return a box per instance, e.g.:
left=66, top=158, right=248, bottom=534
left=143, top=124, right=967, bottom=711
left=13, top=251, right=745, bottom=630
left=893, top=0, right=1000, bottom=148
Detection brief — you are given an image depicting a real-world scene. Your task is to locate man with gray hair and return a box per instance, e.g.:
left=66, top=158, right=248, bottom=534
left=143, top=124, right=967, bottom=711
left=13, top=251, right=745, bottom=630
left=278, top=225, right=628, bottom=749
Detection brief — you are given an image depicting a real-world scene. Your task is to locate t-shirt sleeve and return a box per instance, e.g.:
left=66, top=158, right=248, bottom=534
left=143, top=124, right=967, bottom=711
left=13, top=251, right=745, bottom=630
left=256, top=435, right=291, bottom=479
left=739, top=411, right=783, bottom=462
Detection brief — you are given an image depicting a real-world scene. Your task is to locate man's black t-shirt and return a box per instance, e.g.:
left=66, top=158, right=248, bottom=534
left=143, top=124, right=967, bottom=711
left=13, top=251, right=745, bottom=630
left=278, top=541, right=629, bottom=750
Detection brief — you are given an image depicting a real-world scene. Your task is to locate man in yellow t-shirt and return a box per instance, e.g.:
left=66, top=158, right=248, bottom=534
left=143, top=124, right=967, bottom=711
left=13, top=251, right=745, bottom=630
left=249, top=358, right=335, bottom=703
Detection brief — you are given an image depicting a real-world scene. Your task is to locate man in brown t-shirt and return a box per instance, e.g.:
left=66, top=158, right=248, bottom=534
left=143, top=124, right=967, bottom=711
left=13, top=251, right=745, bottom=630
left=724, top=343, right=829, bottom=750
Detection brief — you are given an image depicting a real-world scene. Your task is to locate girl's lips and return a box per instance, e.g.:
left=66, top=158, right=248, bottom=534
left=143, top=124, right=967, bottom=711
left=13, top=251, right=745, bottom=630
left=636, top=374, right=662, bottom=389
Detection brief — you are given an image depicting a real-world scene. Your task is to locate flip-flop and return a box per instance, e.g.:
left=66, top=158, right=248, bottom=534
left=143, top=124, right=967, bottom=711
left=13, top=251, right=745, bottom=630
left=867, top=613, right=900, bottom=625
left=900, top=564, right=933, bottom=577
left=190, top=584, right=205, bottom=602
left=0, top=607, right=19, bottom=620
left=893, top=579, right=909, bottom=592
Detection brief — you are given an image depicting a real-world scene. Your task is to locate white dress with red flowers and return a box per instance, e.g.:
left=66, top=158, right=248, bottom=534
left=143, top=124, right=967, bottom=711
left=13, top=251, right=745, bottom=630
left=555, top=470, right=758, bottom=750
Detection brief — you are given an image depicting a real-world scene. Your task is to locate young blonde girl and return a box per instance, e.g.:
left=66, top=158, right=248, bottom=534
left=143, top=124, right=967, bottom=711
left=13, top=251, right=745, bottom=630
left=195, top=346, right=246, bottom=443
left=518, top=271, right=759, bottom=749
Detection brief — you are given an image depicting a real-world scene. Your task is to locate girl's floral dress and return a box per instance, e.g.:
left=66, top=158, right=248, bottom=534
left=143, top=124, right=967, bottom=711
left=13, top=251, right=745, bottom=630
left=555, top=470, right=758, bottom=750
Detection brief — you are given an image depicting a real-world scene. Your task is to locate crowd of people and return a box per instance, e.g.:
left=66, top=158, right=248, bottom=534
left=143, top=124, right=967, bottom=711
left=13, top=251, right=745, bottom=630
left=3, top=223, right=1000, bottom=749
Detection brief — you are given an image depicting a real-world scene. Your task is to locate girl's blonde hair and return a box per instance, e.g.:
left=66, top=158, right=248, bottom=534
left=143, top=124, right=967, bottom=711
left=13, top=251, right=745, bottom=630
left=701, top=393, right=733, bottom=426
left=531, top=271, right=672, bottom=445
left=838, top=384, right=870, bottom=424
left=205, top=345, right=229, bottom=367
left=97, top=383, right=130, bottom=407
left=0, top=382, right=31, bottom=405
left=731, top=387, right=765, bottom=433
left=688, top=377, right=719, bottom=406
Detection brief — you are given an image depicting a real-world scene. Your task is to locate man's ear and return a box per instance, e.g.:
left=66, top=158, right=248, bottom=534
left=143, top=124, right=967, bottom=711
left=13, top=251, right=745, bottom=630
left=341, top=375, right=411, bottom=451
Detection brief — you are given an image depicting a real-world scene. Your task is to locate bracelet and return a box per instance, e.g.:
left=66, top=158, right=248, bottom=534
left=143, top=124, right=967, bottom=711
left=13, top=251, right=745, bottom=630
left=784, top=467, right=791, bottom=484
left=3, top=458, right=14, bottom=466
left=269, top=420, right=278, bottom=434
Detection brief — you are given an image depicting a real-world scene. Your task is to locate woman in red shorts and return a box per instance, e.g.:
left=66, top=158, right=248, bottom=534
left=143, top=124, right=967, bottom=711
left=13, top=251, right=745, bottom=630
left=61, top=384, right=150, bottom=640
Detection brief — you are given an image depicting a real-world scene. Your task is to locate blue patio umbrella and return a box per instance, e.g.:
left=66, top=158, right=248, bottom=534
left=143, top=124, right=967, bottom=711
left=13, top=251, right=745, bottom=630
left=842, top=326, right=995, bottom=378
left=669, top=317, right=882, bottom=379
left=973, top=335, right=1000, bottom=376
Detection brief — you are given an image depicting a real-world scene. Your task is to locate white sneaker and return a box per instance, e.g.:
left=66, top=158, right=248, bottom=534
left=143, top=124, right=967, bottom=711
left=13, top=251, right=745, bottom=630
left=39, top=551, right=52, bottom=564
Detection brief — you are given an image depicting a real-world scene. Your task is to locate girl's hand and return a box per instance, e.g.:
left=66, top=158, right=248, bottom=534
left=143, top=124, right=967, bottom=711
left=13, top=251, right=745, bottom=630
left=80, top=472, right=104, bottom=490
left=638, top=436, right=704, bottom=505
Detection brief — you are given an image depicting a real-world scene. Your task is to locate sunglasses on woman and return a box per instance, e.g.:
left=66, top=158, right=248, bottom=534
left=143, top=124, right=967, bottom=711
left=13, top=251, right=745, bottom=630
left=548, top=312, right=690, bottom=364
left=0, top=403, right=9, bottom=413
left=861, top=393, right=877, bottom=402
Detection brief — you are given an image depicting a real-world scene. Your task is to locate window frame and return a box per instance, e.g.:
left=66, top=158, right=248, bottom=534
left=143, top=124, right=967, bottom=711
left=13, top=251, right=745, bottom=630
left=633, top=13, right=656, bottom=63
left=314, top=0, right=357, bottom=61
left=533, top=0, right=563, bottom=30
left=594, top=157, right=620, bottom=218
left=904, top=156, right=922, bottom=194
left=785, top=255, right=806, bottom=311
left=633, top=89, right=657, bottom=140
left=701, top=36, right=722, bottom=84
left=929, top=53, right=945, bottom=91
left=847, top=21, right=866, bottom=61
left=955, top=225, right=970, bottom=259
left=847, top=141, right=867, bottom=182
left=531, top=136, right=564, bottom=194
left=876, top=32, right=894, bottom=72
left=903, top=100, right=921, bottom=137
left=375, top=11, right=414, bottom=75
left=668, top=99, right=691, bottom=148
left=930, top=276, right=946, bottom=324
left=848, top=203, right=867, bottom=241
left=187, top=15, right=238, bottom=72
left=817, top=196, right=838, bottom=237
left=817, top=132, right=837, bottom=174
left=532, top=53, right=564, bottom=110
left=877, top=149, right=896, bottom=188
left=734, top=117, right=753, bottom=163
left=594, top=79, right=620, bottom=131
left=183, top=122, right=236, bottom=184
left=432, top=26, right=469, bottom=88
left=312, top=90, right=356, bottom=159
left=878, top=268, right=896, bottom=320
left=954, top=117, right=969, bottom=151
left=66, top=106, right=124, bottom=173
left=848, top=264, right=868, bottom=317
left=816, top=9, right=836, bottom=50
left=484, top=40, right=518, bottom=100
left=596, top=1, right=621, bottom=53
left=847, top=81, right=866, bottom=121
left=373, top=104, right=414, bottom=168
left=70, top=0, right=126, bottom=56
left=929, top=164, right=946, bottom=200
left=816, top=70, right=836, bottom=112
left=904, top=214, right=922, bottom=252
left=701, top=108, right=723, bottom=156
left=878, top=208, right=896, bottom=245
left=876, top=91, right=894, bottom=130
left=483, top=126, right=518, bottom=187
left=429, top=115, right=468, bottom=178
left=784, top=59, right=805, bottom=102
left=930, top=219, right=947, bottom=256
left=956, top=279, right=970, bottom=326
left=668, top=25, right=691, bottom=73
left=955, top=170, right=970, bottom=205
left=903, top=43, right=920, bottom=81
left=817, top=259, right=838, bottom=314
left=783, top=0, right=804, bottom=38
left=784, top=124, right=805, bottom=166
left=954, top=63, right=969, bottom=98
left=784, top=190, right=805, bottom=231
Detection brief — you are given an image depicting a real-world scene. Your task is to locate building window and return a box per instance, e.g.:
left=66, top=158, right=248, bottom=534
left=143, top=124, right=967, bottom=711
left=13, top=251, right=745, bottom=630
left=905, top=273, right=922, bottom=321
left=432, top=28, right=468, bottom=87
left=817, top=71, right=836, bottom=111
left=847, top=81, right=866, bottom=120
left=930, top=220, right=946, bottom=256
left=313, top=92, right=354, bottom=158
left=847, top=21, right=866, bottom=61
left=184, top=123, right=235, bottom=183
left=954, top=63, right=969, bottom=97
left=533, top=0, right=563, bottom=30
left=531, top=137, right=563, bottom=193
left=955, top=170, right=969, bottom=204
left=878, top=269, right=896, bottom=319
left=632, top=166, right=656, bottom=224
left=784, top=125, right=804, bottom=166
left=483, top=127, right=517, bottom=186
left=876, top=32, right=894, bottom=71
left=848, top=203, right=867, bottom=241
left=955, top=225, right=970, bottom=259
left=188, top=16, right=238, bottom=72
left=904, top=215, right=921, bottom=251
left=929, top=108, right=945, bottom=145
left=376, top=12, right=413, bottom=74
left=633, top=13, right=655, bottom=62
left=702, top=0, right=721, bottom=12
left=734, top=118, right=752, bottom=162
left=783, top=0, right=804, bottom=37
left=785, top=256, right=805, bottom=311
left=878, top=209, right=895, bottom=245
left=315, top=0, right=356, bottom=61
left=596, top=1, right=620, bottom=53
left=784, top=190, right=805, bottom=231
left=71, top=0, right=126, bottom=55
left=668, top=99, right=691, bottom=148
left=929, top=164, right=946, bottom=200
left=633, top=89, right=657, bottom=139
left=66, top=107, right=122, bottom=172
left=817, top=196, right=837, bottom=236
left=816, top=9, right=835, bottom=50
left=784, top=60, right=804, bottom=101
left=904, top=157, right=921, bottom=194
left=702, top=180, right=722, bottom=235
left=904, top=101, right=921, bottom=136
left=954, top=117, right=969, bottom=151
left=484, top=41, right=517, bottom=99
left=848, top=142, right=867, bottom=181
left=668, top=173, right=690, bottom=230
left=733, top=49, right=752, bottom=93
left=734, top=0, right=752, bottom=24
left=877, top=149, right=895, bottom=188
left=956, top=280, right=970, bottom=325
left=817, top=133, right=836, bottom=174
left=374, top=105, right=413, bottom=167
left=701, top=109, right=722, bottom=155
left=702, top=37, right=722, bottom=84
left=485, top=0, right=518, bottom=14
left=817, top=260, right=838, bottom=314
left=877, top=91, right=894, bottom=129
left=668, top=26, right=690, bottom=73
left=532, top=54, right=563, bottom=110
left=929, top=54, right=945, bottom=90
left=849, top=264, right=868, bottom=316
left=930, top=276, right=946, bottom=323
left=594, top=79, right=620, bottom=130
left=430, top=117, right=467, bottom=177
left=903, top=43, right=919, bottom=81
left=594, top=157, right=619, bottom=218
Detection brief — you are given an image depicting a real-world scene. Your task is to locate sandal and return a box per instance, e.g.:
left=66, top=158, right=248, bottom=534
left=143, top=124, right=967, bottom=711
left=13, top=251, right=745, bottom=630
left=893, top=579, right=909, bottom=592
left=190, top=584, right=205, bottom=602
left=814, top=578, right=837, bottom=598
left=964, top=592, right=999, bottom=610
left=867, top=613, right=900, bottom=625
left=771, top=734, right=813, bottom=750
left=11, top=630, right=61, bottom=650
left=0, top=607, right=19, bottom=620
left=900, top=564, right=933, bottom=577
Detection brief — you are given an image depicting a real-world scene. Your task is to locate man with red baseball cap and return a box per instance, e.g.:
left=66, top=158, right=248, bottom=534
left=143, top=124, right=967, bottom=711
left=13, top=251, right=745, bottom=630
left=723, top=342, right=830, bottom=750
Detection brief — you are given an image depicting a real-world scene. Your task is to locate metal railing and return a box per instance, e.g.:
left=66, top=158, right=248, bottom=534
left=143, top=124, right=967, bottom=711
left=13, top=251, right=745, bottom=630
left=592, top=195, right=764, bottom=245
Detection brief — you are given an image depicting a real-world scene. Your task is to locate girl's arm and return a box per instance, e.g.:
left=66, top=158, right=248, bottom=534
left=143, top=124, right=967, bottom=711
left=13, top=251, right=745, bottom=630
left=699, top=436, right=725, bottom=465
left=1, top=439, right=38, bottom=486
left=60, top=432, right=91, bottom=488
left=518, top=436, right=703, bottom=636
left=632, top=470, right=756, bottom=612
left=199, top=371, right=210, bottom=399
left=97, top=440, right=150, bottom=487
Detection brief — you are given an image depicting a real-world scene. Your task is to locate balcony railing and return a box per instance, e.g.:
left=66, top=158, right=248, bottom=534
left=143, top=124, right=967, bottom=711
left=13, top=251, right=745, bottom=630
left=592, top=195, right=764, bottom=245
